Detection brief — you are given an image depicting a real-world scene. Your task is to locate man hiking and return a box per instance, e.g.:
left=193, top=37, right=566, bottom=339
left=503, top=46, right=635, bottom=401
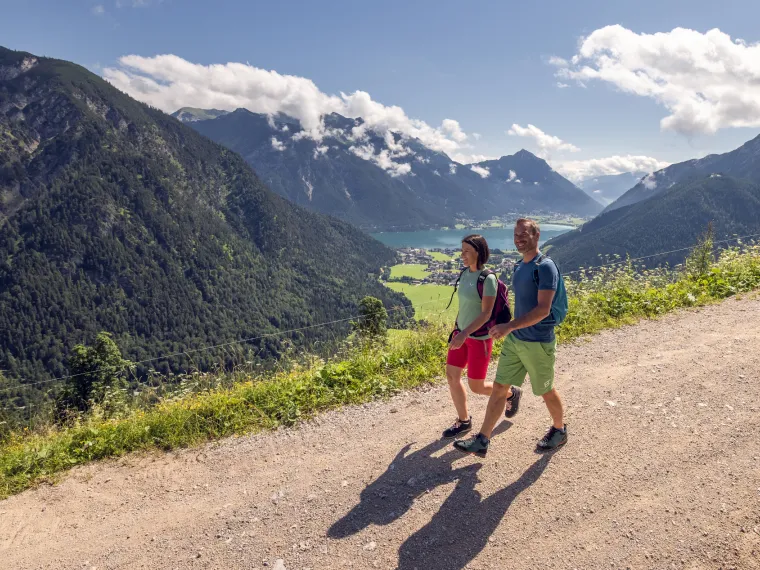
left=453, top=218, right=567, bottom=456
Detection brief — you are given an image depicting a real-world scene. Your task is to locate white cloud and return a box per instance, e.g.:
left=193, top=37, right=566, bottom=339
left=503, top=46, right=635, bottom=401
left=642, top=173, right=658, bottom=190
left=271, top=137, right=285, bottom=151
left=507, top=170, right=517, bottom=182
left=103, top=54, right=474, bottom=159
left=556, top=82, right=570, bottom=89
left=548, top=56, right=569, bottom=67
left=507, top=124, right=580, bottom=157
left=116, top=0, right=154, bottom=6
left=472, top=133, right=482, bottom=141
left=349, top=144, right=411, bottom=177
left=441, top=119, right=467, bottom=143
left=553, top=155, right=670, bottom=182
left=450, top=153, right=497, bottom=164
left=433, top=169, right=441, bottom=176
left=470, top=165, right=491, bottom=178
left=555, top=25, right=760, bottom=135
left=449, top=163, right=458, bottom=175
left=92, top=4, right=105, bottom=14
left=313, top=145, right=328, bottom=159
left=593, top=189, right=602, bottom=193
left=281, top=125, right=289, bottom=132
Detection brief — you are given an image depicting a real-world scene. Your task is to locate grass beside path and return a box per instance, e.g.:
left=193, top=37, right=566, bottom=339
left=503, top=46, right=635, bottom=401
left=1, top=245, right=759, bottom=499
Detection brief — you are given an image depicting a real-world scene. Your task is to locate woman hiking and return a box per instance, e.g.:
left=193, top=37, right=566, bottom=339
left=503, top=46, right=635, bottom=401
left=442, top=234, right=497, bottom=439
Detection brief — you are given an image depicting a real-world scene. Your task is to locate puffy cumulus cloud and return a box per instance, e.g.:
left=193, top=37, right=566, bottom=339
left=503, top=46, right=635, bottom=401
left=553, top=155, right=670, bottom=182
left=556, top=82, right=570, bottom=89
left=271, top=137, right=285, bottom=151
left=103, top=54, right=474, bottom=159
left=313, top=145, right=328, bottom=159
left=507, top=170, right=517, bottom=182
left=470, top=165, right=491, bottom=178
left=642, top=173, right=658, bottom=190
left=449, top=164, right=458, bottom=175
left=507, top=124, right=580, bottom=157
left=349, top=144, right=411, bottom=177
left=555, top=25, right=760, bottom=135
left=441, top=119, right=467, bottom=143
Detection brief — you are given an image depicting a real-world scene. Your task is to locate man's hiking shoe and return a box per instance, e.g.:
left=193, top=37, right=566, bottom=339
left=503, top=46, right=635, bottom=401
left=504, top=386, right=522, bottom=419
left=443, top=417, right=472, bottom=439
left=453, top=433, right=489, bottom=457
left=537, top=425, right=567, bottom=451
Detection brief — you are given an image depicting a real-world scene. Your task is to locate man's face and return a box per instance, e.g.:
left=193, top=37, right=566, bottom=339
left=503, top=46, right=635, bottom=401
left=514, top=223, right=539, bottom=253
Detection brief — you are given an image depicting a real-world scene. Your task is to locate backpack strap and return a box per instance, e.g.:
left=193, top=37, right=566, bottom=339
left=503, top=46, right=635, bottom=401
left=532, top=253, right=545, bottom=287
left=476, top=269, right=495, bottom=299
left=445, top=267, right=468, bottom=310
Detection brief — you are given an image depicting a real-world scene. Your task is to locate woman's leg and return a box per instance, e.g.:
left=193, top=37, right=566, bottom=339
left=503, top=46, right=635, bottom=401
left=446, top=364, right=469, bottom=421
left=466, top=338, right=494, bottom=397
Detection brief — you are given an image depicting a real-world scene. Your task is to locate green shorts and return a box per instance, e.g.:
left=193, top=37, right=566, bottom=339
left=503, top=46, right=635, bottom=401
left=494, top=334, right=556, bottom=396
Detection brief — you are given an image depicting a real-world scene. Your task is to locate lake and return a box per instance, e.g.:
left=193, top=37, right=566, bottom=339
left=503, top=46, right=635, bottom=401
left=371, top=224, right=575, bottom=250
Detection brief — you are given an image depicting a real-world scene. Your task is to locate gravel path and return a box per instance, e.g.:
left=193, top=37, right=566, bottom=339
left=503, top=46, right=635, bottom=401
left=2, top=296, right=760, bottom=570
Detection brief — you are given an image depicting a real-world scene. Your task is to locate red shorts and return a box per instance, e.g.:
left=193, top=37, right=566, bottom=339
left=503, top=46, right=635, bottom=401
left=446, top=333, right=494, bottom=380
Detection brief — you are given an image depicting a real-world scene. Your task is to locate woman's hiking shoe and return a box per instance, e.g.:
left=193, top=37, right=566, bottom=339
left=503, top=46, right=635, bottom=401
left=453, top=433, right=489, bottom=457
left=537, top=425, right=567, bottom=451
left=442, top=417, right=472, bottom=439
left=504, top=386, right=522, bottom=418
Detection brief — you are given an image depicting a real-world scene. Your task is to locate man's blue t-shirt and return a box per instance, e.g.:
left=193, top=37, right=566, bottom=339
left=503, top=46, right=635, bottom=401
left=511, top=252, right=559, bottom=342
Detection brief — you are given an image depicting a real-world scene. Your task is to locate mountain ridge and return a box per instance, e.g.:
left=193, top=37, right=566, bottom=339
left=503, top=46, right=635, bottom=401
left=545, top=173, right=760, bottom=270
left=604, top=134, right=760, bottom=213
left=179, top=107, right=602, bottom=229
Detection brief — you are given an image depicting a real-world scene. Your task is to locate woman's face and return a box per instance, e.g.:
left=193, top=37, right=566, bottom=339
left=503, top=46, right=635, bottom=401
left=461, top=242, right=478, bottom=268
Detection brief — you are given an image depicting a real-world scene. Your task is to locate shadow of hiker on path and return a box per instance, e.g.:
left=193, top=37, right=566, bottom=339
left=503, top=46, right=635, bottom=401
left=327, top=421, right=513, bottom=539
left=395, top=453, right=554, bottom=570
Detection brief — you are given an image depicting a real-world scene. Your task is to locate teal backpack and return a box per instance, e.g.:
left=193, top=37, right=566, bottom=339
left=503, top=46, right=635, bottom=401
left=517, top=253, right=568, bottom=326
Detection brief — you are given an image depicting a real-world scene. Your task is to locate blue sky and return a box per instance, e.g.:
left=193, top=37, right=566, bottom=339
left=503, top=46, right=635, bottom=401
left=3, top=0, right=760, bottom=180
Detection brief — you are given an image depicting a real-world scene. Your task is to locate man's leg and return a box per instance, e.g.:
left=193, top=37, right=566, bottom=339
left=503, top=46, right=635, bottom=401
left=542, top=388, right=564, bottom=430
left=453, top=335, right=526, bottom=456
left=523, top=338, right=567, bottom=450
left=478, top=382, right=510, bottom=438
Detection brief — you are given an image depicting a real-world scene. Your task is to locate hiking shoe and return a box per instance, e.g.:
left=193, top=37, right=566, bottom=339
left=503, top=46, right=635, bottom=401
left=504, top=386, right=522, bottom=419
left=537, top=425, right=567, bottom=451
left=442, top=417, right=472, bottom=439
left=453, top=433, right=489, bottom=457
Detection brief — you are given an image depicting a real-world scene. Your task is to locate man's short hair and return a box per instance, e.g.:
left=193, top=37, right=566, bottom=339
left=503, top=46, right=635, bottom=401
left=515, top=218, right=540, bottom=235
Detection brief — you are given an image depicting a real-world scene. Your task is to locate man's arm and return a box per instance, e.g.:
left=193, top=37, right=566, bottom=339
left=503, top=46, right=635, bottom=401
left=491, top=289, right=554, bottom=338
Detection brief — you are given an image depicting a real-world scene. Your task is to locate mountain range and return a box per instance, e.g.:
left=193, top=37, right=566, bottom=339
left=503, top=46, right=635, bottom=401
left=545, top=136, right=760, bottom=270
left=0, top=46, right=407, bottom=394
left=177, top=108, right=603, bottom=230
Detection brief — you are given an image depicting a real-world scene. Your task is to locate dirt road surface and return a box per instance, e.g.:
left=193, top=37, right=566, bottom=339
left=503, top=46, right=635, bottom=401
left=2, top=296, right=760, bottom=570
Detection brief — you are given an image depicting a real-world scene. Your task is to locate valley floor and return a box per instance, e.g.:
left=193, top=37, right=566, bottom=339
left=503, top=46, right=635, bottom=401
left=2, top=296, right=760, bottom=569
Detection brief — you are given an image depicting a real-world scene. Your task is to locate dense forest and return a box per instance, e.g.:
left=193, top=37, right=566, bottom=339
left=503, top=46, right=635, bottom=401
left=0, top=46, right=410, bottom=412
